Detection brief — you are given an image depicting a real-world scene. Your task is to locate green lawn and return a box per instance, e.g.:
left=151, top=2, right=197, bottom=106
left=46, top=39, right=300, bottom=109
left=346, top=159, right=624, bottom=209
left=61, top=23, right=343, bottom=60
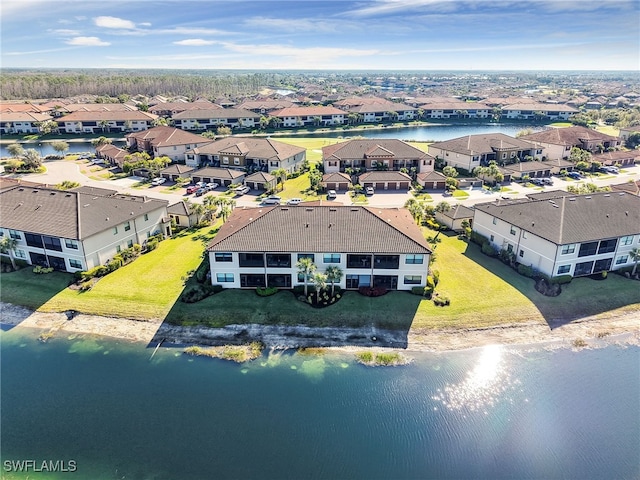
left=451, top=190, right=469, bottom=198
left=4, top=227, right=216, bottom=319
left=274, top=137, right=343, bottom=165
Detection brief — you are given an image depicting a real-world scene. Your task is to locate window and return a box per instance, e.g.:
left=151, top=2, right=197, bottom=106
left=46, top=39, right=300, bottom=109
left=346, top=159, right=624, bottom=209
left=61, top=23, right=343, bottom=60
left=144, top=214, right=149, bottom=221
left=323, top=253, right=341, bottom=264
left=113, top=227, right=118, bottom=235
left=502, top=153, right=507, bottom=159
left=615, top=255, right=628, bottom=265
left=14, top=250, right=26, bottom=259
left=297, top=253, right=315, bottom=262
left=405, top=254, right=424, bottom=265
left=492, top=217, right=497, bottom=225
left=347, top=254, right=371, bottom=268
left=69, top=259, right=82, bottom=269
left=490, top=235, right=494, bottom=242
left=239, top=253, right=264, bottom=267
left=621, top=236, right=633, bottom=246
left=510, top=226, right=516, bottom=235
left=65, top=239, right=79, bottom=250
left=574, top=261, right=594, bottom=276
left=215, top=252, right=233, bottom=262
left=598, top=239, right=617, bottom=254
left=124, top=221, right=131, bottom=232
left=561, top=244, right=576, bottom=255
left=266, top=253, right=291, bottom=268
left=557, top=265, right=571, bottom=274
left=9, top=230, right=20, bottom=240
left=116, top=245, right=121, bottom=253
left=127, top=240, right=134, bottom=248
left=374, top=255, right=400, bottom=269
left=216, top=273, right=234, bottom=283
left=41, top=236, right=62, bottom=252
left=519, top=249, right=524, bottom=258
left=403, top=275, right=422, bottom=285
left=233, top=158, right=240, bottom=165
left=223, top=157, right=229, bottom=164
left=507, top=244, right=513, bottom=253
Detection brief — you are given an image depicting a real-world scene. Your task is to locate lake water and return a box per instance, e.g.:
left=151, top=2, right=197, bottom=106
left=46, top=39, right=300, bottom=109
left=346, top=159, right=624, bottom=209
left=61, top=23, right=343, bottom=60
left=0, top=124, right=545, bottom=158
left=1, top=328, right=638, bottom=480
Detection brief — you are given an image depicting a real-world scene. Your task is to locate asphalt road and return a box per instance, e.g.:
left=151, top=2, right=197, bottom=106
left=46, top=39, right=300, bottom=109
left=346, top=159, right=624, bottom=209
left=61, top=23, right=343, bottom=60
left=20, top=158, right=640, bottom=210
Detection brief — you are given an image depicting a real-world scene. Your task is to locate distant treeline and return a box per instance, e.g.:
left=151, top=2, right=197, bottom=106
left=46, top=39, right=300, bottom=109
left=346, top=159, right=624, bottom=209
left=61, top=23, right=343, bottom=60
left=0, top=70, right=299, bottom=100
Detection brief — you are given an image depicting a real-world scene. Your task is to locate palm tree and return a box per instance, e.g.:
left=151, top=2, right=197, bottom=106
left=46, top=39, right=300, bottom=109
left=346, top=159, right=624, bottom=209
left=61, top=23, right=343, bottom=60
left=272, top=168, right=287, bottom=192
left=630, top=248, right=640, bottom=276
left=296, top=257, right=316, bottom=297
left=324, top=266, right=343, bottom=296
left=312, top=272, right=327, bottom=303
left=0, top=236, right=18, bottom=270
left=99, top=120, right=110, bottom=133
left=219, top=205, right=232, bottom=222
left=190, top=203, right=205, bottom=224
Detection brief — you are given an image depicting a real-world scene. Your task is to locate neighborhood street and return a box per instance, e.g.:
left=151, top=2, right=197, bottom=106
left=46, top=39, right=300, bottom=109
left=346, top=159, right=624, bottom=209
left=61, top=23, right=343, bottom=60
left=22, top=158, right=640, bottom=211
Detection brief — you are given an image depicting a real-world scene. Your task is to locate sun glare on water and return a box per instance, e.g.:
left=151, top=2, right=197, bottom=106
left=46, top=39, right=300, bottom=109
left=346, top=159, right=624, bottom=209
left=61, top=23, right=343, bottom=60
left=432, top=345, right=521, bottom=413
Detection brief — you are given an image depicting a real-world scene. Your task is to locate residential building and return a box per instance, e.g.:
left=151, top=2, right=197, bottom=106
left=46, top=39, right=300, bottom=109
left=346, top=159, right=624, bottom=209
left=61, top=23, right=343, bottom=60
left=207, top=205, right=431, bottom=290
left=126, top=126, right=211, bottom=162
left=184, top=137, right=305, bottom=173
left=270, top=106, right=345, bottom=128
left=501, top=102, right=578, bottom=120
left=245, top=171, right=277, bottom=191
left=189, top=167, right=246, bottom=187
left=335, top=97, right=416, bottom=122
left=358, top=170, right=412, bottom=190
left=321, top=172, right=352, bottom=191
left=149, top=100, right=221, bottom=117
left=96, top=144, right=129, bottom=168
left=619, top=125, right=640, bottom=143
left=171, top=108, right=260, bottom=130
left=435, top=204, right=474, bottom=232
left=416, top=171, right=447, bottom=190
left=58, top=110, right=157, bottom=134
left=592, top=150, right=639, bottom=167
left=0, top=185, right=170, bottom=273
left=428, top=133, right=542, bottom=172
left=167, top=201, right=199, bottom=229
left=519, top=126, right=621, bottom=159
left=472, top=191, right=640, bottom=278
left=418, top=102, right=491, bottom=119
left=322, top=139, right=433, bottom=174
left=236, top=100, right=295, bottom=115
left=0, top=112, right=53, bottom=134
left=503, top=161, right=552, bottom=179
left=159, top=164, right=196, bottom=182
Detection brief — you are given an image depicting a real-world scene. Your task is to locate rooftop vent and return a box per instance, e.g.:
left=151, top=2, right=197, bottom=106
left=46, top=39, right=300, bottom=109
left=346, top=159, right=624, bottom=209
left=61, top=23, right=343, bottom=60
left=604, top=194, right=610, bottom=197
left=329, top=208, right=337, bottom=211
left=569, top=198, right=576, bottom=201
left=585, top=196, right=592, bottom=199
left=350, top=208, right=359, bottom=212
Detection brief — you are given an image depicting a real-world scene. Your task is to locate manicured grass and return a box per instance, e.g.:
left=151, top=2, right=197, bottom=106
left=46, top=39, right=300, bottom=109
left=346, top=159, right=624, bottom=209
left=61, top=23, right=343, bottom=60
left=0, top=269, right=73, bottom=310
left=451, top=190, right=469, bottom=198
left=273, top=137, right=343, bottom=165
left=36, top=227, right=216, bottom=319
left=280, top=172, right=320, bottom=200
left=595, top=125, right=619, bottom=137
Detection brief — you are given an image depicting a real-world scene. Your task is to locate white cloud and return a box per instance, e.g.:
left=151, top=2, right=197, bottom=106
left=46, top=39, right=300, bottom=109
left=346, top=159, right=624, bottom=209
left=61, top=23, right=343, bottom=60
left=65, top=36, right=111, bottom=46
left=94, top=16, right=136, bottom=29
left=244, top=16, right=340, bottom=33
left=173, top=39, right=216, bottom=46
left=49, top=29, right=81, bottom=36
left=139, top=22, right=152, bottom=27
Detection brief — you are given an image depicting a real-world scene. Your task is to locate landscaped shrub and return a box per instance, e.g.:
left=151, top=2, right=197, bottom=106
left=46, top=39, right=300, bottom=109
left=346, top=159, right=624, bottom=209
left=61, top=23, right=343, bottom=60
left=431, top=269, right=440, bottom=286
left=180, top=284, right=217, bottom=303
left=426, top=275, right=436, bottom=289
left=481, top=242, right=498, bottom=257
left=256, top=286, right=278, bottom=297
left=551, top=275, right=573, bottom=285
left=195, top=256, right=210, bottom=283
left=411, top=286, right=425, bottom=296
left=433, top=295, right=450, bottom=307
left=145, top=238, right=159, bottom=252
left=470, top=231, right=489, bottom=246
left=32, top=266, right=54, bottom=274
left=358, top=286, right=388, bottom=297
left=517, top=264, right=535, bottom=278
left=80, top=265, right=109, bottom=280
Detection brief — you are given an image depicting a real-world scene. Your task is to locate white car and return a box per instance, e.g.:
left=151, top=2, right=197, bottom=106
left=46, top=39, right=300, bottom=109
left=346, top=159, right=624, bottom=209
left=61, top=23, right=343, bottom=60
left=327, top=190, right=337, bottom=199
left=262, top=195, right=281, bottom=205
left=235, top=185, right=251, bottom=195
left=151, top=177, right=166, bottom=186
left=286, top=198, right=302, bottom=205
left=365, top=186, right=374, bottom=195
left=206, top=182, right=219, bottom=191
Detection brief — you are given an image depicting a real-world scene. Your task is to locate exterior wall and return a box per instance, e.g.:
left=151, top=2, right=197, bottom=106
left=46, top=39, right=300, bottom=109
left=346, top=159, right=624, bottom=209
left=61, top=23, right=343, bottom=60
left=429, top=146, right=478, bottom=172
left=3, top=121, right=40, bottom=134
left=155, top=142, right=209, bottom=163
left=209, top=251, right=429, bottom=291
left=534, top=142, right=569, bottom=160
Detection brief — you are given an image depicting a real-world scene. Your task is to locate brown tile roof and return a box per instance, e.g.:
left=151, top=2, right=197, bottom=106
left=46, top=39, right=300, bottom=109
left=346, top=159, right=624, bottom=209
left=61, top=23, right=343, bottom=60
left=519, top=126, right=619, bottom=146
left=440, top=204, right=474, bottom=220
left=64, top=103, right=138, bottom=112
left=160, top=164, right=196, bottom=175
left=359, top=171, right=412, bottom=182
left=416, top=171, right=446, bottom=182
left=126, top=126, right=208, bottom=147
left=0, top=186, right=167, bottom=240
left=58, top=111, right=157, bottom=122
left=474, top=191, right=640, bottom=244
left=96, top=144, right=128, bottom=159
left=322, top=172, right=351, bottom=183
left=592, top=150, right=640, bottom=164
left=503, top=161, right=553, bottom=173
left=610, top=180, right=640, bottom=195
left=237, top=100, right=295, bottom=111
left=429, top=133, right=538, bottom=156
left=207, top=205, right=431, bottom=254
left=245, top=171, right=275, bottom=182
left=322, top=139, right=428, bottom=161
left=502, top=102, right=578, bottom=113
left=420, top=102, right=490, bottom=111
left=0, top=103, right=46, bottom=113
left=0, top=112, right=53, bottom=122
left=172, top=108, right=260, bottom=120
left=271, top=106, right=346, bottom=117
left=149, top=101, right=221, bottom=113
left=189, top=137, right=304, bottom=161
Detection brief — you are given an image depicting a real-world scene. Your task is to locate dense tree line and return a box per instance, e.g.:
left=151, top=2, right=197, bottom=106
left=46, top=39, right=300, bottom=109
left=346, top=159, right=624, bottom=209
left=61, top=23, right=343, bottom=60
left=0, top=70, right=297, bottom=100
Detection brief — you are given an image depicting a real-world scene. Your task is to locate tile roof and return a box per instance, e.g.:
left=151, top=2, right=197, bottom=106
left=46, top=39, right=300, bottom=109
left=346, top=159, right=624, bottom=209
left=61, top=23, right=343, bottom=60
left=416, top=171, right=447, bottom=181
left=245, top=171, right=275, bottom=182
left=160, top=164, right=196, bottom=175
left=167, top=201, right=192, bottom=216
left=191, top=167, right=245, bottom=179
left=271, top=106, right=346, bottom=117
left=592, top=150, right=640, bottom=163
left=0, top=186, right=168, bottom=240
left=237, top=100, right=295, bottom=110
left=503, top=161, right=553, bottom=173
left=126, top=126, right=208, bottom=147
left=58, top=111, right=157, bottom=122
left=502, top=102, right=578, bottom=113
left=0, top=112, right=53, bottom=122
left=149, top=101, right=221, bottom=113
left=0, top=103, right=46, bottom=113
left=64, top=103, right=138, bottom=112
left=519, top=126, right=619, bottom=146
left=440, top=204, right=474, bottom=220
left=208, top=205, right=431, bottom=254
left=429, top=133, right=538, bottom=156
left=322, top=172, right=351, bottom=182
left=172, top=108, right=260, bottom=119
left=322, top=139, right=428, bottom=161
left=474, top=191, right=640, bottom=244
left=188, top=137, right=304, bottom=161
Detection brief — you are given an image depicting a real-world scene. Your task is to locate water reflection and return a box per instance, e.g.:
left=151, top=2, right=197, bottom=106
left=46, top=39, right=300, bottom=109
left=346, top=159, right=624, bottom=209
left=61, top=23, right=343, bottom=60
left=433, top=345, right=520, bottom=413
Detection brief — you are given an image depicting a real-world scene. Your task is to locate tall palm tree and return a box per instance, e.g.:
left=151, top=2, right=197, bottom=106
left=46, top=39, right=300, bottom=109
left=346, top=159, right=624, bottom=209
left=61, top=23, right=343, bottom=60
left=296, top=257, right=316, bottom=297
left=312, top=272, right=327, bottom=303
left=190, top=203, right=205, bottom=224
left=630, top=247, right=640, bottom=276
left=324, top=266, right=343, bottom=296
left=219, top=205, right=232, bottom=222
left=0, top=236, right=19, bottom=270
left=272, top=168, right=288, bottom=192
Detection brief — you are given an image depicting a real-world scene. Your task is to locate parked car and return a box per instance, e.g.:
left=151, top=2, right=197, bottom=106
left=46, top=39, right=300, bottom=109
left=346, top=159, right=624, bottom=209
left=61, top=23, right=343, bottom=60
left=567, top=172, right=583, bottom=180
left=235, top=185, right=251, bottom=195
left=186, top=185, right=199, bottom=194
left=262, top=195, right=281, bottom=205
left=600, top=166, right=619, bottom=174
left=151, top=177, right=166, bottom=186
left=195, top=188, right=207, bottom=197
left=206, top=182, right=219, bottom=191
left=327, top=190, right=337, bottom=199
left=365, top=186, right=375, bottom=195
left=541, top=178, right=553, bottom=186
left=286, top=198, right=302, bottom=205
left=195, top=181, right=206, bottom=188
left=530, top=178, right=543, bottom=186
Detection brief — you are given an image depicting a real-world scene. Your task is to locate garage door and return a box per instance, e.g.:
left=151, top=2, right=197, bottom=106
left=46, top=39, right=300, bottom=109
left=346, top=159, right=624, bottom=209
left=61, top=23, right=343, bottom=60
left=399, top=181, right=410, bottom=189
left=375, top=182, right=386, bottom=190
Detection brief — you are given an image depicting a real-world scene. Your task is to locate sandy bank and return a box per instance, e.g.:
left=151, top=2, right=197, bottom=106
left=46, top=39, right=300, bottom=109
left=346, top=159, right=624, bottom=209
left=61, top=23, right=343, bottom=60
left=2, top=302, right=639, bottom=352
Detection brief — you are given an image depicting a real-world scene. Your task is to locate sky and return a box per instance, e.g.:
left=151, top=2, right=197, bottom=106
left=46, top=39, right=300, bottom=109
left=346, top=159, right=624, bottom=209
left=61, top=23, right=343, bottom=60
left=1, top=0, right=639, bottom=71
